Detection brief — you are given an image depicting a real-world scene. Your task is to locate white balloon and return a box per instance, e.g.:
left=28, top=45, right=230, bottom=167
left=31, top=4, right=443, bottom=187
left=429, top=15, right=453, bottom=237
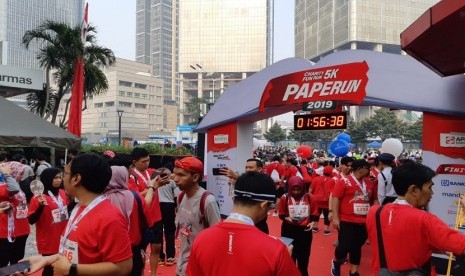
left=381, top=138, right=403, bottom=157
left=252, top=138, right=260, bottom=151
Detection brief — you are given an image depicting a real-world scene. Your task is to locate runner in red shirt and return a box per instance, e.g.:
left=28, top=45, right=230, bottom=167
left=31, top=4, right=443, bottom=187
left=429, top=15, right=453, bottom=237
left=187, top=172, right=300, bottom=276
left=0, top=162, right=29, bottom=267
left=265, top=156, right=286, bottom=216
left=309, top=166, right=335, bottom=235
left=279, top=176, right=313, bottom=276
left=28, top=168, right=69, bottom=276
left=331, top=159, right=375, bottom=276
left=24, top=153, right=132, bottom=276
left=128, top=147, right=163, bottom=275
left=367, top=162, right=465, bottom=275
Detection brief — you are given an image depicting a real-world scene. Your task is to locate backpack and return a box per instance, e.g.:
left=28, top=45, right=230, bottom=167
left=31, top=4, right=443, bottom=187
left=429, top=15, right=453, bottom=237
left=131, top=190, right=153, bottom=250
left=177, top=190, right=216, bottom=228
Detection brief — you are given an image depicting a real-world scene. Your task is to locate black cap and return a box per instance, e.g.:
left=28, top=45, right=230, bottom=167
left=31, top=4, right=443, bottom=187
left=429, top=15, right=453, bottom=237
left=234, top=172, right=276, bottom=203
left=379, top=153, right=395, bottom=163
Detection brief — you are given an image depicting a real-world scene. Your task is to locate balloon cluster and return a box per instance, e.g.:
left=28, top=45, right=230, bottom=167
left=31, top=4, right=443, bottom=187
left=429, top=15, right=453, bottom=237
left=330, top=133, right=351, bottom=157
left=296, top=145, right=312, bottom=159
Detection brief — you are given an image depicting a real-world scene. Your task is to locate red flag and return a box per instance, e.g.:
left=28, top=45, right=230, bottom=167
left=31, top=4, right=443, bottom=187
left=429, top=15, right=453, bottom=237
left=67, top=3, right=88, bottom=137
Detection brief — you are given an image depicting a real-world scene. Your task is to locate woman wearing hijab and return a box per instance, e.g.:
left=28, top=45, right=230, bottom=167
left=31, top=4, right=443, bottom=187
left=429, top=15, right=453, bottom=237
left=28, top=167, right=69, bottom=276
left=104, top=165, right=153, bottom=276
left=278, top=176, right=314, bottom=276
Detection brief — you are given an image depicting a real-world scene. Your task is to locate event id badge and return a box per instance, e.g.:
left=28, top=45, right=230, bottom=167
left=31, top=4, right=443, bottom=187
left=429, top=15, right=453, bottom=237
left=52, top=207, right=69, bottom=223
left=15, top=204, right=28, bottom=219
left=289, top=205, right=309, bottom=220
left=59, top=236, right=79, bottom=264
left=179, top=226, right=191, bottom=238
left=353, top=203, right=370, bottom=216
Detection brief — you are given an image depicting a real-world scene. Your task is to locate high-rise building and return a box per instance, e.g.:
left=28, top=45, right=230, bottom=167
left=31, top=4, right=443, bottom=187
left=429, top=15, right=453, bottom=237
left=0, top=0, right=84, bottom=69
left=69, top=58, right=165, bottom=144
left=295, top=0, right=438, bottom=122
left=137, top=0, right=273, bottom=126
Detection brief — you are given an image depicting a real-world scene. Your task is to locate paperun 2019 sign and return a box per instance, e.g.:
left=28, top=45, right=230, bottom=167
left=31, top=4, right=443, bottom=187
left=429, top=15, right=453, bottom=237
left=0, top=65, right=43, bottom=90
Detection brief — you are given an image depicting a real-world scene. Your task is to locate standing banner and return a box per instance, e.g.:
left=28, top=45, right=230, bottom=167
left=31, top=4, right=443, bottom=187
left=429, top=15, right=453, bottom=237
left=206, top=122, right=238, bottom=216
left=423, top=112, right=465, bottom=230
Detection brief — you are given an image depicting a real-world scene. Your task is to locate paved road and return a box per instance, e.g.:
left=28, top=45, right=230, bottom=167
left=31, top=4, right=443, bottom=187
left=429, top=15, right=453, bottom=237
left=25, top=224, right=38, bottom=257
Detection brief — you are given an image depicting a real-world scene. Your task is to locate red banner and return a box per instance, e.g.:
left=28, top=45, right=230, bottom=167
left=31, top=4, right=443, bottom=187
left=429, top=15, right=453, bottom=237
left=259, top=62, right=369, bottom=112
left=436, top=164, right=465, bottom=175
left=207, top=122, right=237, bottom=152
left=67, top=57, right=84, bottom=137
left=423, top=113, right=465, bottom=159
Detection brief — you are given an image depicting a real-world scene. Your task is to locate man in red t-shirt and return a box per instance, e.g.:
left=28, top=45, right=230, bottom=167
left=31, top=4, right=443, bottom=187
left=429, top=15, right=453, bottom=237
left=25, top=153, right=133, bottom=276
left=331, top=159, right=374, bottom=276
left=309, top=165, right=335, bottom=235
left=128, top=147, right=163, bottom=276
left=367, top=162, right=465, bottom=275
left=187, top=172, right=300, bottom=276
left=265, top=155, right=286, bottom=216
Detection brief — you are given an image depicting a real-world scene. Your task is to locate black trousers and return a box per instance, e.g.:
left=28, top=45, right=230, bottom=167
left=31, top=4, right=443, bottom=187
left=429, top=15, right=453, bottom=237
left=130, top=246, right=144, bottom=276
left=0, top=235, right=28, bottom=267
left=281, top=222, right=313, bottom=276
left=310, top=208, right=330, bottom=226
left=159, top=202, right=176, bottom=259
left=335, top=221, right=367, bottom=265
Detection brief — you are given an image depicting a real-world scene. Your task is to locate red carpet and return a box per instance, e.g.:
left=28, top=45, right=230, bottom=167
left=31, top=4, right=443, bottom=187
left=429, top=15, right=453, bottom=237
left=31, top=213, right=373, bottom=275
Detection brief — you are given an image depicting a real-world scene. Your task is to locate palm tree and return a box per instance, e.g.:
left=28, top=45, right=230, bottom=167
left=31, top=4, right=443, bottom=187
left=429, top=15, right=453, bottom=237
left=22, top=20, right=115, bottom=126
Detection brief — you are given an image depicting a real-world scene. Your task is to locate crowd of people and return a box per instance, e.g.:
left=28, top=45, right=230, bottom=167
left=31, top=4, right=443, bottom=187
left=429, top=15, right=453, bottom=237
left=0, top=145, right=464, bottom=276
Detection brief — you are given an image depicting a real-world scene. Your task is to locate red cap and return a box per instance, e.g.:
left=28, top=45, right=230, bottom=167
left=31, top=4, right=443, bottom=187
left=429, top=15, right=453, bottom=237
left=175, top=157, right=203, bottom=175
left=323, top=166, right=333, bottom=175
left=287, top=176, right=304, bottom=190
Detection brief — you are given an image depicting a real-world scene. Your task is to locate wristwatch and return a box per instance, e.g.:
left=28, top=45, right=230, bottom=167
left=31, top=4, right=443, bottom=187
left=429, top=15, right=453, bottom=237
left=69, top=263, right=77, bottom=276
left=149, top=186, right=155, bottom=190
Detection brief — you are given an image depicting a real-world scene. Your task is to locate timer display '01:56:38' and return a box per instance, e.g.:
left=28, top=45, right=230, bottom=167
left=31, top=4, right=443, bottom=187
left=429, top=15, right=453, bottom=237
left=293, top=112, right=347, bottom=130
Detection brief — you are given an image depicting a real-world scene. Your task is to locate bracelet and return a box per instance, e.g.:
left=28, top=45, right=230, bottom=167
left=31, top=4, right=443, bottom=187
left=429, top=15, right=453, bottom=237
left=149, top=186, right=155, bottom=190
left=69, top=263, right=77, bottom=276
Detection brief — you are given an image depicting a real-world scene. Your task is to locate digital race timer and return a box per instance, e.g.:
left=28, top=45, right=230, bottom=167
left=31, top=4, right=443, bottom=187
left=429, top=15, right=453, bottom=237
left=294, top=111, right=348, bottom=131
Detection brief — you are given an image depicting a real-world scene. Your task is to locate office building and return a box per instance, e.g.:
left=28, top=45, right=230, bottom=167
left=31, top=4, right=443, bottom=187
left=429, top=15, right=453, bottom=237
left=64, top=58, right=165, bottom=144
left=137, top=0, right=273, bottom=126
left=0, top=0, right=84, bottom=69
left=295, top=0, right=439, bottom=122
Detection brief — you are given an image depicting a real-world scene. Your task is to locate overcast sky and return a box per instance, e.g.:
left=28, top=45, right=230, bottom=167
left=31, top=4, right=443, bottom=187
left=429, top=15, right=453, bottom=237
left=86, top=0, right=295, bottom=121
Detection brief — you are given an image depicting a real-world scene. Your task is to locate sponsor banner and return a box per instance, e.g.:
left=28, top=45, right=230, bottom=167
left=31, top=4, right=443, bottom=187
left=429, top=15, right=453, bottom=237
left=206, top=149, right=235, bottom=216
left=207, top=122, right=237, bottom=152
left=259, top=62, right=369, bottom=112
left=423, top=113, right=465, bottom=159
left=436, top=164, right=465, bottom=175
left=0, top=65, right=43, bottom=90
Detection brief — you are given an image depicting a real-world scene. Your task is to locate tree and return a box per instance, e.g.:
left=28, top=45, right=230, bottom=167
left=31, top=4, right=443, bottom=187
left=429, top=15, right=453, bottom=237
left=182, top=96, right=209, bottom=125
left=264, top=122, right=286, bottom=144
left=404, top=115, right=423, bottom=143
left=22, top=20, right=115, bottom=126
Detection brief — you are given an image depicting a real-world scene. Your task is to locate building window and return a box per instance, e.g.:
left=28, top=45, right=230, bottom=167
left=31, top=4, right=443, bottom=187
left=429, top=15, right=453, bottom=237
left=119, top=101, right=132, bottom=108
left=94, top=102, right=103, bottom=108
left=105, top=101, right=114, bottom=107
left=127, top=92, right=133, bottom=97
left=135, top=103, right=147, bottom=109
left=119, top=80, right=132, bottom=87
left=141, top=94, right=148, bottom=99
left=100, top=112, right=107, bottom=117
left=134, top=93, right=140, bottom=98
left=135, top=83, right=147, bottom=89
left=118, top=91, right=125, bottom=97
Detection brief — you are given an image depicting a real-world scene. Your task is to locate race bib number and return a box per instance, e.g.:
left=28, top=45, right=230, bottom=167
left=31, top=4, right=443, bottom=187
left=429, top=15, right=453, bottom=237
left=353, top=203, right=370, bottom=216
left=59, top=236, right=79, bottom=264
left=289, top=205, right=309, bottom=221
left=51, top=207, right=69, bottom=223
left=16, top=205, right=28, bottom=219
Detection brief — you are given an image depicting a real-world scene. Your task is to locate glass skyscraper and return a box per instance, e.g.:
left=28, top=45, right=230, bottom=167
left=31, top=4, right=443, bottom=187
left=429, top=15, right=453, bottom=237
left=0, top=0, right=84, bottom=69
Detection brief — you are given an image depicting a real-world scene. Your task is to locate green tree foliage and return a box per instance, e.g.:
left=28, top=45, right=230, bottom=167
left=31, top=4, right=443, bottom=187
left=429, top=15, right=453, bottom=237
left=23, top=20, right=115, bottom=127
left=403, top=115, right=423, bottom=142
left=182, top=96, right=209, bottom=125
left=264, top=122, right=286, bottom=143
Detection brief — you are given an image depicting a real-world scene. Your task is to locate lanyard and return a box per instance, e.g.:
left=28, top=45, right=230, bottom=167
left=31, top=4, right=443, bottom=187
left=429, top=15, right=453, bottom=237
left=48, top=191, right=65, bottom=212
left=351, top=174, right=367, bottom=196
left=133, top=169, right=150, bottom=187
left=228, top=212, right=255, bottom=226
left=290, top=195, right=305, bottom=206
left=7, top=209, right=14, bottom=243
left=61, top=195, right=106, bottom=247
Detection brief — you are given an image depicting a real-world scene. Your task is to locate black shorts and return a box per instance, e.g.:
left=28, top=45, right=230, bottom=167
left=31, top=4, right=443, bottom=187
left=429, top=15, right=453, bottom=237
left=149, top=221, right=163, bottom=244
left=276, top=187, right=285, bottom=198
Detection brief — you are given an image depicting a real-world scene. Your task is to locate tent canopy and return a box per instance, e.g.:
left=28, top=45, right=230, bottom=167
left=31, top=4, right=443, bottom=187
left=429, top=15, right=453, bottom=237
left=0, top=96, right=80, bottom=148
left=196, top=50, right=465, bottom=133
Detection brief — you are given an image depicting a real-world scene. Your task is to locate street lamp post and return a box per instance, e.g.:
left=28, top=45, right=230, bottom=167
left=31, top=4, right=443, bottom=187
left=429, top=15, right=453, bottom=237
left=117, top=109, right=124, bottom=146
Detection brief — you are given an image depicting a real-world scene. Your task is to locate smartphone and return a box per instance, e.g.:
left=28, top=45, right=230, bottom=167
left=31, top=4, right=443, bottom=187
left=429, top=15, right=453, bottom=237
left=160, top=173, right=168, bottom=178
left=280, top=237, right=294, bottom=246
left=212, top=168, right=222, bottom=175
left=0, top=261, right=31, bottom=276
